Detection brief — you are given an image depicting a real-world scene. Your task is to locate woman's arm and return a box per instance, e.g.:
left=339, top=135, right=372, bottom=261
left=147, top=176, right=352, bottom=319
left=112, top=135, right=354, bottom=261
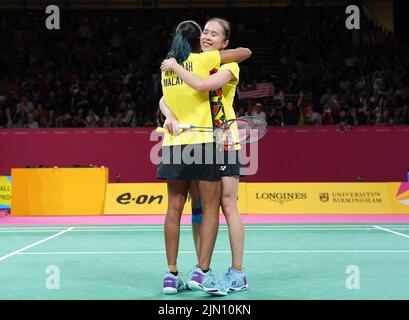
left=159, top=97, right=180, bottom=135
left=159, top=97, right=175, bottom=119
left=279, top=90, right=286, bottom=108
left=297, top=91, right=304, bottom=107
left=161, top=58, right=233, bottom=92
left=219, top=47, right=252, bottom=64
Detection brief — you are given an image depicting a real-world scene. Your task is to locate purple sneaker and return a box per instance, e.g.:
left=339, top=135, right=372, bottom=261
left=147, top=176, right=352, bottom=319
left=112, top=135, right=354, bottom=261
left=162, top=270, right=185, bottom=295
left=220, top=267, right=248, bottom=292
left=187, top=267, right=227, bottom=296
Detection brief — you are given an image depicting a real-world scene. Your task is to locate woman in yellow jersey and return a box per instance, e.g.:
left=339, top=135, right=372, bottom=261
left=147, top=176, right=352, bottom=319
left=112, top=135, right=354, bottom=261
left=158, top=20, right=251, bottom=296
left=161, top=18, right=248, bottom=294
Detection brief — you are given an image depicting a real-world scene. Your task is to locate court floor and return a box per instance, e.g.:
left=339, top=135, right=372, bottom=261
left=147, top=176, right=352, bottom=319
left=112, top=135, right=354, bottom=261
left=1, top=223, right=409, bottom=300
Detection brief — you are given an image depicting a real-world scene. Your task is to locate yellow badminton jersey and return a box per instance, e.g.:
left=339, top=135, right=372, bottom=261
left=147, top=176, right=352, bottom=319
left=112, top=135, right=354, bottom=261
left=219, top=62, right=239, bottom=122
left=220, top=62, right=241, bottom=150
left=161, top=50, right=221, bottom=146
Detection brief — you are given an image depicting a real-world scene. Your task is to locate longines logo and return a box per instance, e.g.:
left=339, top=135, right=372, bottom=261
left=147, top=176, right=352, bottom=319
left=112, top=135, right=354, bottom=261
left=320, top=193, right=329, bottom=202
left=255, top=192, right=307, bottom=205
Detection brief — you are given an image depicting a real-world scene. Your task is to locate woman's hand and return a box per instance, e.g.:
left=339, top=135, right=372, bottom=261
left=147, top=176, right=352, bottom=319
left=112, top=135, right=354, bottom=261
left=161, top=58, right=177, bottom=72
left=163, top=116, right=180, bottom=136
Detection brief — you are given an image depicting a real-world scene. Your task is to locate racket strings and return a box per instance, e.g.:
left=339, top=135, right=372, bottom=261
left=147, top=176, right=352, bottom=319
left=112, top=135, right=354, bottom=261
left=227, top=117, right=267, bottom=144
left=157, top=116, right=268, bottom=145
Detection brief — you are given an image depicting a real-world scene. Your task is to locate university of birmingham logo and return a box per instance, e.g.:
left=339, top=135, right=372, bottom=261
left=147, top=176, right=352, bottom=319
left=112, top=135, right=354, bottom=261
left=320, top=193, right=329, bottom=202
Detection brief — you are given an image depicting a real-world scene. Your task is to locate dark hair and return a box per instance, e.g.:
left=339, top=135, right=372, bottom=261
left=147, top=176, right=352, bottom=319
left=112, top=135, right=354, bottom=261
left=167, top=20, right=202, bottom=64
left=206, top=17, right=231, bottom=40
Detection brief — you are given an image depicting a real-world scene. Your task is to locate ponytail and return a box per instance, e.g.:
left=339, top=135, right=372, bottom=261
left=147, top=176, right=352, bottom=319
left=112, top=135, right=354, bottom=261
left=167, top=31, right=191, bottom=64
left=166, top=20, right=202, bottom=64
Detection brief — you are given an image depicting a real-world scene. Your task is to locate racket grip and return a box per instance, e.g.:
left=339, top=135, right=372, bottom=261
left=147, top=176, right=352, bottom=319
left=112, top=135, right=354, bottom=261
left=178, top=123, right=191, bottom=129
left=156, top=127, right=168, bottom=133
left=155, top=127, right=185, bottom=134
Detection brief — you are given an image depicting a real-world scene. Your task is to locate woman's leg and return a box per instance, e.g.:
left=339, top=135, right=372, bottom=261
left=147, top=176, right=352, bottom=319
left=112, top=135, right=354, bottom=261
left=221, top=176, right=244, bottom=270
left=197, top=179, right=221, bottom=271
left=219, top=175, right=247, bottom=292
left=189, top=180, right=201, bottom=263
left=164, top=179, right=189, bottom=271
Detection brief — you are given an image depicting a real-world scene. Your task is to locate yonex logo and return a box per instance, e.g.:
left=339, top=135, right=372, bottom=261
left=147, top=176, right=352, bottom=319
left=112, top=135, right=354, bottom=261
left=220, top=166, right=226, bottom=171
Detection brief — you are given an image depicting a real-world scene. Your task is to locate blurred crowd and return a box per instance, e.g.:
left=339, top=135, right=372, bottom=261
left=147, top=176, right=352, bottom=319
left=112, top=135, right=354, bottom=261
left=0, top=6, right=408, bottom=128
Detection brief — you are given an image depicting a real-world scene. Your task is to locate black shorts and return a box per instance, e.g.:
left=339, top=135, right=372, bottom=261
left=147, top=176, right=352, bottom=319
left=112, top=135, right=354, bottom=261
left=219, top=150, right=241, bottom=177
left=156, top=143, right=221, bottom=181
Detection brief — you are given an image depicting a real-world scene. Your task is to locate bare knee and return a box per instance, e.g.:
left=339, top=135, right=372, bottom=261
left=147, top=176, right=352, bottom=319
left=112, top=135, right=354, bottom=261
left=221, top=195, right=238, bottom=218
left=166, top=207, right=183, bottom=224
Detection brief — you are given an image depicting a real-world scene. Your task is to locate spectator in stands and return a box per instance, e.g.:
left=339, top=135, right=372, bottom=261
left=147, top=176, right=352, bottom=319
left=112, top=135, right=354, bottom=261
left=72, top=112, right=87, bottom=127
left=311, top=106, right=322, bottom=126
left=114, top=112, right=125, bottom=127
left=302, top=105, right=313, bottom=126
left=393, top=108, right=403, bottom=125
left=320, top=88, right=334, bottom=107
left=334, top=109, right=348, bottom=125
left=18, top=96, right=34, bottom=114
left=100, top=108, right=115, bottom=127
left=296, top=91, right=305, bottom=125
left=25, top=113, right=39, bottom=129
left=364, top=109, right=377, bottom=125
left=282, top=100, right=299, bottom=126
left=377, top=109, right=394, bottom=125
left=322, top=108, right=334, bottom=125
left=279, top=90, right=301, bottom=126
left=347, top=108, right=359, bottom=126
left=267, top=107, right=281, bottom=126
left=251, top=103, right=267, bottom=121
left=86, top=110, right=100, bottom=127
left=0, top=8, right=408, bottom=129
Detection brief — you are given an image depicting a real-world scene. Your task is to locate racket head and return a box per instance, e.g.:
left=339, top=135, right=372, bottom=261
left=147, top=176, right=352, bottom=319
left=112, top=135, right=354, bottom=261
left=224, top=116, right=268, bottom=144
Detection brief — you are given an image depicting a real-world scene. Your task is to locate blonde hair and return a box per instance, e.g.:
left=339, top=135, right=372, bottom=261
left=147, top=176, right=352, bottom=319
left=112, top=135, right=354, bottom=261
left=206, top=18, right=231, bottom=40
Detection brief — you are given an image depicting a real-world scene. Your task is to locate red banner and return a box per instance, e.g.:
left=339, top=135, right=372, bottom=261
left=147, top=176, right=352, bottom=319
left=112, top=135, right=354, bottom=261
left=1, top=126, right=409, bottom=183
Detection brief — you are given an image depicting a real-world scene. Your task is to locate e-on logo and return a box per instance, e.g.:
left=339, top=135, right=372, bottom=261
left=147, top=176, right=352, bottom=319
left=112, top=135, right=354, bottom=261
left=117, top=193, right=163, bottom=205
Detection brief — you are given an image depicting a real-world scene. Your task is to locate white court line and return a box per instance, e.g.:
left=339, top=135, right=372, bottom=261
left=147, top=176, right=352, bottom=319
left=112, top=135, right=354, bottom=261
left=0, top=223, right=409, bottom=231
left=0, top=228, right=382, bottom=233
left=17, top=249, right=409, bottom=255
left=0, top=224, right=408, bottom=231
left=374, top=225, right=409, bottom=240
left=0, top=227, right=74, bottom=262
